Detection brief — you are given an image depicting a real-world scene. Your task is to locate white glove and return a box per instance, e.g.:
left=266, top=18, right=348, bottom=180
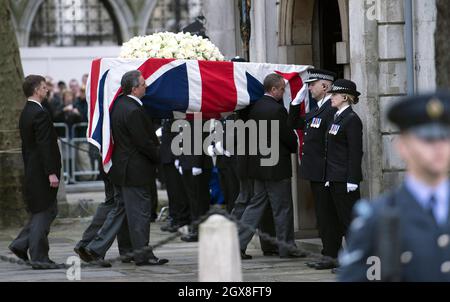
left=215, top=141, right=225, bottom=155
left=192, top=167, right=203, bottom=176
left=291, top=83, right=308, bottom=106
left=174, top=159, right=180, bottom=169
left=347, top=183, right=359, bottom=193
left=325, top=181, right=330, bottom=187
left=155, top=127, right=162, bottom=138
left=178, top=166, right=183, bottom=175
left=207, top=144, right=215, bottom=157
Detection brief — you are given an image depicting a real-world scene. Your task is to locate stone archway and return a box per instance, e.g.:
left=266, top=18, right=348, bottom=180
left=137, top=0, right=159, bottom=36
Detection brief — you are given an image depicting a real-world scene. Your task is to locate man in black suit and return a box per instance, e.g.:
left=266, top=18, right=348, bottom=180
left=74, top=164, right=133, bottom=265
left=85, top=70, right=167, bottom=266
left=287, top=69, right=342, bottom=270
left=9, top=75, right=62, bottom=269
left=238, top=73, right=306, bottom=259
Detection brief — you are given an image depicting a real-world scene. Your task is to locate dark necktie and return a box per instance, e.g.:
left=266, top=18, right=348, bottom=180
left=428, top=195, right=437, bottom=224
left=334, top=112, right=339, bottom=121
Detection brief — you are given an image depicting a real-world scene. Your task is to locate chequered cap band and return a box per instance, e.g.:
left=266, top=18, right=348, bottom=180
left=308, top=73, right=335, bottom=81
left=331, top=85, right=350, bottom=91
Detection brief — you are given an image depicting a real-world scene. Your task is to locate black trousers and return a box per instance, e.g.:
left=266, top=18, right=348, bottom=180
left=313, top=181, right=360, bottom=258
left=328, top=182, right=360, bottom=237
left=86, top=185, right=155, bottom=263
left=10, top=203, right=57, bottom=263
left=149, top=176, right=158, bottom=219
left=163, top=163, right=190, bottom=225
left=218, top=164, right=240, bottom=213
left=181, top=168, right=211, bottom=233
left=310, top=181, right=342, bottom=258
left=75, top=175, right=131, bottom=254
left=232, top=179, right=278, bottom=253
left=238, top=178, right=296, bottom=257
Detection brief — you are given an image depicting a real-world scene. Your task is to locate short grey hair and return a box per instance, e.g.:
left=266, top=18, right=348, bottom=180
left=263, top=73, right=284, bottom=93
left=121, top=70, right=142, bottom=95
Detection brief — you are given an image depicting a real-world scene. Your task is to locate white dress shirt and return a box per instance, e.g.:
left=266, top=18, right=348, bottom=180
left=28, top=98, right=43, bottom=109
left=127, top=95, right=143, bottom=106
left=405, top=174, right=449, bottom=226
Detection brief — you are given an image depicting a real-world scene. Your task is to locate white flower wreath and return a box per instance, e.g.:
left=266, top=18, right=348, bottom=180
left=119, top=32, right=225, bottom=61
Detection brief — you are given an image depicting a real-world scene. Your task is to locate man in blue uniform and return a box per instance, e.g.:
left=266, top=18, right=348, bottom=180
left=339, top=91, right=450, bottom=282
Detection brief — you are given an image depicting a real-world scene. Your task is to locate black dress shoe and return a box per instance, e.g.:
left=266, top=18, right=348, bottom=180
left=262, top=250, right=279, bottom=256
left=180, top=232, right=198, bottom=242
left=314, top=260, right=338, bottom=270
left=120, top=255, right=134, bottom=264
left=9, top=246, right=29, bottom=262
left=240, top=250, right=252, bottom=260
left=306, top=260, right=321, bottom=268
left=31, top=260, right=64, bottom=270
left=280, top=250, right=308, bottom=259
left=135, top=257, right=169, bottom=266
left=74, top=246, right=92, bottom=263
left=168, top=223, right=188, bottom=233
left=84, top=248, right=112, bottom=268
left=160, top=223, right=171, bottom=232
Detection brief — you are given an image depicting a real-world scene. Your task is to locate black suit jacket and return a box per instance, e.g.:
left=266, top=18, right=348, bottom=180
left=234, top=106, right=253, bottom=180
left=19, top=101, right=61, bottom=213
left=247, top=95, right=298, bottom=181
left=178, top=119, right=213, bottom=170
left=288, top=98, right=337, bottom=182
left=215, top=115, right=238, bottom=169
left=109, top=95, right=160, bottom=186
left=324, top=107, right=363, bottom=183
left=160, top=119, right=177, bottom=165
left=340, top=184, right=450, bottom=282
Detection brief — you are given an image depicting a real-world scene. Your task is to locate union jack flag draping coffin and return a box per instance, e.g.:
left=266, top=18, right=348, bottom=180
left=86, top=58, right=312, bottom=172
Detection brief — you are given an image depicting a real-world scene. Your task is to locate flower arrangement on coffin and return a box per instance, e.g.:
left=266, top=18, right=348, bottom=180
left=119, top=31, right=225, bottom=61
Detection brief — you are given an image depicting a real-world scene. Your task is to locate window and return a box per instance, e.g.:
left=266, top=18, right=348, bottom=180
left=147, top=0, right=203, bottom=34
left=29, top=0, right=122, bottom=47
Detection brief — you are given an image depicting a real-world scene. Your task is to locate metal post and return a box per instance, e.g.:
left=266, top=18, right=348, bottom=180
left=404, top=0, right=415, bottom=95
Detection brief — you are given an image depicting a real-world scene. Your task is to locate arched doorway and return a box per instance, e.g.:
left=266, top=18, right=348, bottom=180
left=280, top=0, right=348, bottom=238
left=312, top=0, right=345, bottom=78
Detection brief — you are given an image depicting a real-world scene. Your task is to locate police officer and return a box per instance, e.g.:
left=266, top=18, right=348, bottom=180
left=339, top=91, right=450, bottom=282
left=178, top=117, right=213, bottom=242
left=320, top=79, right=363, bottom=271
left=159, top=119, right=191, bottom=232
left=287, top=69, right=340, bottom=268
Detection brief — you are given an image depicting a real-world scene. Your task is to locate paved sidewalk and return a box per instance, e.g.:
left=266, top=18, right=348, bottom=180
left=0, top=191, right=336, bottom=282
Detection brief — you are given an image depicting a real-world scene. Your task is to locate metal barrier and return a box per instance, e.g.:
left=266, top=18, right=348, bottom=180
left=54, top=122, right=100, bottom=184
left=53, top=123, right=70, bottom=184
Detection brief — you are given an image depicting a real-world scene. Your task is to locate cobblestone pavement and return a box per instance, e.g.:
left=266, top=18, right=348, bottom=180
left=0, top=191, right=336, bottom=282
left=0, top=220, right=335, bottom=282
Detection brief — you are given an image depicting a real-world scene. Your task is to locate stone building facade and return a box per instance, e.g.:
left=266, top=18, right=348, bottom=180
left=233, top=0, right=441, bottom=235
left=7, top=0, right=446, bottom=235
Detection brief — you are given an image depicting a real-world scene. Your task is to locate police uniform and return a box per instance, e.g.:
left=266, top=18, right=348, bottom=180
left=287, top=69, right=343, bottom=262
left=339, top=91, right=450, bottom=282
left=178, top=118, right=213, bottom=242
left=323, top=80, right=363, bottom=266
left=160, top=119, right=190, bottom=231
